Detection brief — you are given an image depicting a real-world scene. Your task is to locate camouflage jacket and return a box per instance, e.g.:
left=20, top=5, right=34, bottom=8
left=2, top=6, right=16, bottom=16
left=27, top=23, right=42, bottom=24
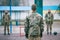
left=2, top=14, right=10, bottom=25
left=24, top=12, right=44, bottom=37
left=45, top=13, right=54, bottom=24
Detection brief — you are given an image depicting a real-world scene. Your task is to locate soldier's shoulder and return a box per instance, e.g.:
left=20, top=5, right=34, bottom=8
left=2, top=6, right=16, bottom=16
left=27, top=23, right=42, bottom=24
left=26, top=13, right=33, bottom=18
left=25, top=16, right=30, bottom=20
left=3, top=14, right=5, bottom=17
left=36, top=13, right=42, bottom=18
left=8, top=15, right=10, bottom=17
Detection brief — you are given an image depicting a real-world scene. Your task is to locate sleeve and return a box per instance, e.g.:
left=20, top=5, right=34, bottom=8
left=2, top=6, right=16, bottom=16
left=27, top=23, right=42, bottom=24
left=45, top=14, right=47, bottom=20
left=24, top=17, right=29, bottom=38
left=8, top=15, right=11, bottom=20
left=39, top=17, right=44, bottom=37
left=24, top=18, right=29, bottom=33
left=3, top=15, right=4, bottom=19
left=51, top=14, right=54, bottom=24
left=2, top=15, right=5, bottom=25
left=40, top=17, right=44, bottom=32
left=52, top=14, right=54, bottom=20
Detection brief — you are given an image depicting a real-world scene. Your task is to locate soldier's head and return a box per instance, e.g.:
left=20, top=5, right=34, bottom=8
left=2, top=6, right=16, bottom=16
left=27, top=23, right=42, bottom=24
left=48, top=9, right=51, bottom=13
left=31, top=4, right=36, bottom=12
left=4, top=10, right=8, bottom=15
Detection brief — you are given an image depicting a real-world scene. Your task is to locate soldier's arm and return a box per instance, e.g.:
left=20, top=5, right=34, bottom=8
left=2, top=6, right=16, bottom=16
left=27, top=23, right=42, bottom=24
left=51, top=14, right=54, bottom=24
left=2, top=15, right=5, bottom=25
left=24, top=18, right=28, bottom=33
left=45, top=14, right=47, bottom=18
left=39, top=17, right=44, bottom=37
left=45, top=14, right=47, bottom=20
left=40, top=17, right=44, bottom=31
left=52, top=14, right=54, bottom=19
left=2, top=15, right=5, bottom=21
left=38, top=14, right=44, bottom=30
left=8, top=15, right=11, bottom=20
left=24, top=17, right=29, bottom=38
left=3, top=15, right=5, bottom=19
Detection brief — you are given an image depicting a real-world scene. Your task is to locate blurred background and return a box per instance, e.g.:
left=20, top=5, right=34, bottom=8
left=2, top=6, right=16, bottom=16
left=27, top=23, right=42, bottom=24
left=0, top=0, right=60, bottom=40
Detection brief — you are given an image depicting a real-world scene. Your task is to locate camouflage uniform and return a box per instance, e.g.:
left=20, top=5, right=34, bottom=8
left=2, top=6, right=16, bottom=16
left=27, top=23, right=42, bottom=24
left=45, top=12, right=54, bottom=35
left=3, top=13, right=10, bottom=35
left=25, top=12, right=44, bottom=40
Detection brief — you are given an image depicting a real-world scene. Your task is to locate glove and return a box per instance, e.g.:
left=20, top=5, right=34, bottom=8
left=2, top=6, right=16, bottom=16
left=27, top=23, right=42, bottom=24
left=25, top=34, right=28, bottom=38
left=40, top=32, right=42, bottom=38
left=40, top=29, right=44, bottom=38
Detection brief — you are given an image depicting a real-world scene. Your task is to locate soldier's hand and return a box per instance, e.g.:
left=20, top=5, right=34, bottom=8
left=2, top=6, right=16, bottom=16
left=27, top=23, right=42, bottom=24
left=25, top=34, right=28, bottom=38
left=40, top=32, right=43, bottom=38
left=40, top=29, right=44, bottom=38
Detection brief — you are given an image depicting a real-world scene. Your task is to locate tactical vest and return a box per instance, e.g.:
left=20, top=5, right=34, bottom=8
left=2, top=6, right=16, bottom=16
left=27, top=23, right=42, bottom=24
left=46, top=13, right=53, bottom=22
left=3, top=15, right=10, bottom=23
left=45, top=13, right=53, bottom=24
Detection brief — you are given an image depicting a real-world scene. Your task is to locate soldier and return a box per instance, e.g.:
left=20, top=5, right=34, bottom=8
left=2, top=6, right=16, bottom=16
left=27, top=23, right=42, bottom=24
left=24, top=4, right=44, bottom=40
left=3, top=11, right=10, bottom=35
left=45, top=9, right=54, bottom=35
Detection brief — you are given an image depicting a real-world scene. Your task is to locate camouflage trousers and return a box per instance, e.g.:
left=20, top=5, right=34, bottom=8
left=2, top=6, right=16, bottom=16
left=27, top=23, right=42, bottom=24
left=47, top=24, right=52, bottom=34
left=28, top=36, right=41, bottom=40
left=4, top=22, right=10, bottom=34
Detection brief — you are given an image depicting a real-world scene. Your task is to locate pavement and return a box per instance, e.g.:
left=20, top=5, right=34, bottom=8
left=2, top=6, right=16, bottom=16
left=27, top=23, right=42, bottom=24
left=0, top=21, right=60, bottom=40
